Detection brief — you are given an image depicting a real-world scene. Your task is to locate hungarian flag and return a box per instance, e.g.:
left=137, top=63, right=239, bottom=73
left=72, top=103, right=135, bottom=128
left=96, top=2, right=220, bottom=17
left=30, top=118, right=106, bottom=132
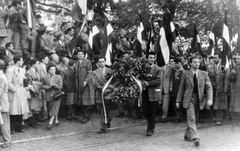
left=146, top=16, right=155, bottom=56
left=156, top=21, right=170, bottom=67
left=231, top=31, right=238, bottom=53
left=88, top=24, right=99, bottom=49
left=163, top=11, right=179, bottom=56
left=137, top=11, right=145, bottom=50
left=71, top=0, right=87, bottom=22
left=102, top=18, right=113, bottom=66
left=191, top=23, right=202, bottom=54
left=26, top=0, right=35, bottom=29
left=209, top=24, right=216, bottom=56
left=221, top=10, right=230, bottom=69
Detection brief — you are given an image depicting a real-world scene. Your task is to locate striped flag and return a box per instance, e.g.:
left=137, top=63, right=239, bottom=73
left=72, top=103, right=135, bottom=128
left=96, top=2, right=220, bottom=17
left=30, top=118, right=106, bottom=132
left=157, top=21, right=170, bottom=66
left=27, top=0, right=33, bottom=28
left=137, top=11, right=144, bottom=47
left=231, top=32, right=238, bottom=52
left=71, top=0, right=87, bottom=22
left=146, top=16, right=155, bottom=56
left=209, top=24, right=216, bottom=56
left=77, top=0, right=87, bottom=15
left=191, top=23, right=202, bottom=54
left=88, top=25, right=99, bottom=49
left=102, top=19, right=113, bottom=66
left=221, top=10, right=230, bottom=69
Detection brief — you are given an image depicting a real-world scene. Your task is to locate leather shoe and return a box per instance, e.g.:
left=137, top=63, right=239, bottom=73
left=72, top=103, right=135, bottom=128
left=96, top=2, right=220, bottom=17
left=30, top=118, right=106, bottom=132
left=81, top=117, right=90, bottom=124
left=46, top=124, right=54, bottom=130
left=98, top=129, right=107, bottom=134
left=184, top=135, right=192, bottom=142
left=194, top=139, right=200, bottom=147
left=2, top=143, right=11, bottom=148
left=54, top=123, right=59, bottom=127
left=216, top=121, right=222, bottom=125
left=161, top=118, right=166, bottom=123
left=146, top=131, right=153, bottom=136
left=174, top=119, right=181, bottom=123
left=11, top=131, right=15, bottom=134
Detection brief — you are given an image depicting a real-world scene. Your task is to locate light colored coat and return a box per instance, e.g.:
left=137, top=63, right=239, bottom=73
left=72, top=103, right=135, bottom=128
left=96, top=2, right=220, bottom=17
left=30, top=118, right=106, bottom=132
left=5, top=65, right=29, bottom=115
left=176, top=70, right=213, bottom=110
left=92, top=67, right=112, bottom=103
left=230, top=65, right=240, bottom=113
left=161, top=64, right=174, bottom=94
left=36, top=63, right=47, bottom=81
left=0, top=70, right=9, bottom=113
left=42, top=74, right=63, bottom=102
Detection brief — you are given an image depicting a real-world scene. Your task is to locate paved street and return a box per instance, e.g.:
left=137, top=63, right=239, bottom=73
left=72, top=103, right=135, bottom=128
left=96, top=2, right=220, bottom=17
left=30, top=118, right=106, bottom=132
left=1, top=114, right=240, bottom=151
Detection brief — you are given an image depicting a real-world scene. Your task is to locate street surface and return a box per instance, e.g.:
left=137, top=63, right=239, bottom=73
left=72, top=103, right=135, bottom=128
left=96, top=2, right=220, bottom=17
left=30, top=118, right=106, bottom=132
left=1, top=114, right=240, bottom=151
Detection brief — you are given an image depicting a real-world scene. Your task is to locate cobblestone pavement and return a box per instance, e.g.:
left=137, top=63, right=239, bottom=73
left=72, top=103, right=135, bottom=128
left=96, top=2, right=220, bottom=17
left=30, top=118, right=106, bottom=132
left=2, top=117, right=240, bottom=151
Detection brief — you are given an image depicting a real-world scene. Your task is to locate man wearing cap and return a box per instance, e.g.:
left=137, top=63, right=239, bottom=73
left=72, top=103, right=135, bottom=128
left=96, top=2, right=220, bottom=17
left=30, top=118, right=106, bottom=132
left=40, top=27, right=56, bottom=56
left=0, top=59, right=12, bottom=148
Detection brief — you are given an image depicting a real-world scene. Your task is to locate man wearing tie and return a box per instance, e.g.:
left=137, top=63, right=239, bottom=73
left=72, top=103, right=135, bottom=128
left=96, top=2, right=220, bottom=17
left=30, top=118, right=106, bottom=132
left=176, top=55, right=213, bottom=147
left=92, top=56, right=112, bottom=134
left=142, top=52, right=162, bottom=136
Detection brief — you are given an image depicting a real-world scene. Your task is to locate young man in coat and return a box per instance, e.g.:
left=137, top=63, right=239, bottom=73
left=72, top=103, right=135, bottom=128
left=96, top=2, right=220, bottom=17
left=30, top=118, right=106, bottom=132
left=0, top=60, right=11, bottom=148
left=176, top=55, right=213, bottom=147
left=92, top=56, right=112, bottom=134
left=142, top=52, right=163, bottom=136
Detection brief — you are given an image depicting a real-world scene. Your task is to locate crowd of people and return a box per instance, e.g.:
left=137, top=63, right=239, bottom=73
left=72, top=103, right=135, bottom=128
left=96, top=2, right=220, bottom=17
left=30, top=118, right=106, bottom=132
left=0, top=0, right=240, bottom=149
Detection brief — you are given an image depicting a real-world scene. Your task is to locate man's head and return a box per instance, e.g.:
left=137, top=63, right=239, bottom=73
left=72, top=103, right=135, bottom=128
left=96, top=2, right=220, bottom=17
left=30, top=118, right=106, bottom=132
left=189, top=55, right=200, bottom=70
left=208, top=56, right=214, bottom=65
left=147, top=52, right=156, bottom=65
left=50, top=54, right=59, bottom=63
left=169, top=58, right=175, bottom=66
left=77, top=50, right=85, bottom=60
left=61, top=57, right=69, bottom=66
left=98, top=56, right=106, bottom=68
left=5, top=42, right=14, bottom=51
left=235, top=54, right=240, bottom=65
left=174, top=57, right=182, bottom=69
left=214, top=53, right=221, bottom=64
left=40, top=55, right=49, bottom=65
left=13, top=55, right=23, bottom=67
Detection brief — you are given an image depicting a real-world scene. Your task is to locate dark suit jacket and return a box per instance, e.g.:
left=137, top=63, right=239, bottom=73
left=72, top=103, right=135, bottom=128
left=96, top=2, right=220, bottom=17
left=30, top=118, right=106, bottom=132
left=176, top=70, right=213, bottom=110
left=145, top=64, right=163, bottom=102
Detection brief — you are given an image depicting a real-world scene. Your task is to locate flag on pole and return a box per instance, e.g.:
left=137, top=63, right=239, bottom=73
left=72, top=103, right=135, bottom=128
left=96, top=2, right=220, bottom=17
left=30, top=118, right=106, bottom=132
left=231, top=32, right=238, bottom=53
left=71, top=0, right=87, bottom=22
left=102, top=18, right=113, bottom=66
left=156, top=21, right=170, bottom=66
left=88, top=25, right=99, bottom=49
left=27, top=0, right=33, bottom=28
left=77, top=0, right=87, bottom=15
left=209, top=24, right=216, bottom=56
left=221, top=10, right=230, bottom=69
left=191, top=23, right=202, bottom=54
left=146, top=16, right=155, bottom=55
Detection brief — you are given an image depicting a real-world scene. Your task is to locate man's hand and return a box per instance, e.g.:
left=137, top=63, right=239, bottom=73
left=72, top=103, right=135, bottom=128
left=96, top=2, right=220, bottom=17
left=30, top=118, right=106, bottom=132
left=176, top=103, right=180, bottom=108
left=207, top=100, right=213, bottom=106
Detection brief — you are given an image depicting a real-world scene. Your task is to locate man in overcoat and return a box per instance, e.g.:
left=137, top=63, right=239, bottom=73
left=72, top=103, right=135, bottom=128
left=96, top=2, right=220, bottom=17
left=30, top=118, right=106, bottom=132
left=75, top=50, right=94, bottom=123
left=176, top=55, right=213, bottom=147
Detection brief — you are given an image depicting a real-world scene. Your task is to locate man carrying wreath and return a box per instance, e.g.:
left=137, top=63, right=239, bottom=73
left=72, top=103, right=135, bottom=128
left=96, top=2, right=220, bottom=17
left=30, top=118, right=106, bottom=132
left=142, top=52, right=163, bottom=136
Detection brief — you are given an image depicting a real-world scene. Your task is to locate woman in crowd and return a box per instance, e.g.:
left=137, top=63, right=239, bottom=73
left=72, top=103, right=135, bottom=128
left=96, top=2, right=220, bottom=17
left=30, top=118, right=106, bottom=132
left=42, top=64, right=63, bottom=130
left=25, top=59, right=42, bottom=127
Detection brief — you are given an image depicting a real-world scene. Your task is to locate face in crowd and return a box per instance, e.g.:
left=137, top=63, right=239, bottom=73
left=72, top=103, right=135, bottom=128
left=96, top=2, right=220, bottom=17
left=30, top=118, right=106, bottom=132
left=48, top=66, right=56, bottom=75
left=98, top=58, right=106, bottom=68
left=148, top=54, right=156, bottom=65
left=77, top=51, right=85, bottom=60
left=214, top=54, right=221, bottom=64
left=190, top=57, right=200, bottom=70
left=236, top=55, right=240, bottom=66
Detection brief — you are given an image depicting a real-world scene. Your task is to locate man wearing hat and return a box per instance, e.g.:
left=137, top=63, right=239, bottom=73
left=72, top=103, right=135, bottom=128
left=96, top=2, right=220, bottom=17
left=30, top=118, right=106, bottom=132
left=40, top=27, right=56, bottom=56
